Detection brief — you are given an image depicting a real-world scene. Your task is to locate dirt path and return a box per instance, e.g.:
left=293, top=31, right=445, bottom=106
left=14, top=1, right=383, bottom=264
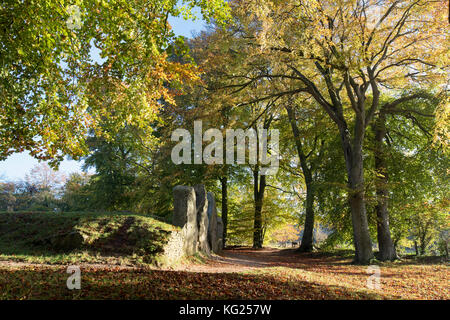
left=1, top=247, right=448, bottom=299
left=171, top=247, right=276, bottom=273
left=170, top=247, right=449, bottom=300
left=170, top=247, right=343, bottom=273
left=0, top=247, right=345, bottom=272
left=0, top=247, right=294, bottom=272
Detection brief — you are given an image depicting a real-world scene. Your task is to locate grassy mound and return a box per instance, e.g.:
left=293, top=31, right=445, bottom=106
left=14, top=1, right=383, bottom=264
left=0, top=211, right=177, bottom=266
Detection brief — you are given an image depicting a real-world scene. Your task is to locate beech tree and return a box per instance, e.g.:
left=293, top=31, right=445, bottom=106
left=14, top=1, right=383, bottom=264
left=369, top=91, right=439, bottom=260
left=221, top=0, right=448, bottom=263
left=284, top=98, right=330, bottom=252
left=0, top=0, right=230, bottom=165
left=371, top=94, right=449, bottom=255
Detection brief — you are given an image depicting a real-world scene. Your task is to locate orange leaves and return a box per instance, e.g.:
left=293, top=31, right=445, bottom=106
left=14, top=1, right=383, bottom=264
left=1, top=0, right=231, bottom=164
left=0, top=248, right=448, bottom=300
left=269, top=225, right=300, bottom=243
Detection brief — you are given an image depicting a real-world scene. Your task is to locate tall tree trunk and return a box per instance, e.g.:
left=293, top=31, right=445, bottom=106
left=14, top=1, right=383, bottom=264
left=220, top=176, right=228, bottom=248
left=373, top=112, right=397, bottom=261
left=300, top=182, right=315, bottom=252
left=253, top=167, right=266, bottom=249
left=285, top=105, right=315, bottom=252
left=414, top=241, right=419, bottom=256
left=419, top=228, right=429, bottom=256
left=339, top=124, right=373, bottom=264
left=420, top=241, right=426, bottom=256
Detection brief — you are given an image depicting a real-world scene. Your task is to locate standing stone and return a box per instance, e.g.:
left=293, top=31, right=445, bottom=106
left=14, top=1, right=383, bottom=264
left=217, top=216, right=224, bottom=252
left=173, top=186, right=198, bottom=255
left=207, top=192, right=220, bottom=253
left=194, top=184, right=210, bottom=255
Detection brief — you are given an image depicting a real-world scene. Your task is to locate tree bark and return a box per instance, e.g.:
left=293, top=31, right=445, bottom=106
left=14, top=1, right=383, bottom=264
left=420, top=241, right=426, bottom=256
left=300, top=182, right=315, bottom=252
left=253, top=167, right=266, bottom=249
left=220, top=176, right=228, bottom=248
left=419, top=227, right=430, bottom=256
left=373, top=112, right=397, bottom=261
left=285, top=105, right=315, bottom=252
left=288, top=63, right=375, bottom=263
left=340, top=125, right=373, bottom=264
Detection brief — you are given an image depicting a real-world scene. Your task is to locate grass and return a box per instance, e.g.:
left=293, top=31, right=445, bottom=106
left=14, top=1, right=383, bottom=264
left=0, top=212, right=447, bottom=300
left=0, top=211, right=178, bottom=266
left=0, top=264, right=384, bottom=300
left=1, top=258, right=447, bottom=299
left=251, top=255, right=449, bottom=300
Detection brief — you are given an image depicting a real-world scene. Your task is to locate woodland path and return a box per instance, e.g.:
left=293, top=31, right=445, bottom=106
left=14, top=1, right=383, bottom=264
left=171, top=247, right=348, bottom=273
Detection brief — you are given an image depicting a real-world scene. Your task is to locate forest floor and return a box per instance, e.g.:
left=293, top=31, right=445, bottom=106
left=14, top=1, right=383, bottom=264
left=0, top=247, right=448, bottom=300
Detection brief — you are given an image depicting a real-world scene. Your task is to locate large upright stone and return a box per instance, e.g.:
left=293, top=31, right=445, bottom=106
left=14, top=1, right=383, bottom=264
left=217, top=216, right=224, bottom=252
left=172, top=186, right=198, bottom=255
left=194, top=184, right=210, bottom=255
left=207, top=192, right=219, bottom=253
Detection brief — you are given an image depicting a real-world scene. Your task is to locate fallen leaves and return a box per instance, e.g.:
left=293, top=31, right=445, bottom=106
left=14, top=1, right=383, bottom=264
left=0, top=248, right=448, bottom=300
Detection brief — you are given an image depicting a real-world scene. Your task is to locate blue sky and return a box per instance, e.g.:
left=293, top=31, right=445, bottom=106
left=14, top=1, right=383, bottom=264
left=0, top=14, right=206, bottom=182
